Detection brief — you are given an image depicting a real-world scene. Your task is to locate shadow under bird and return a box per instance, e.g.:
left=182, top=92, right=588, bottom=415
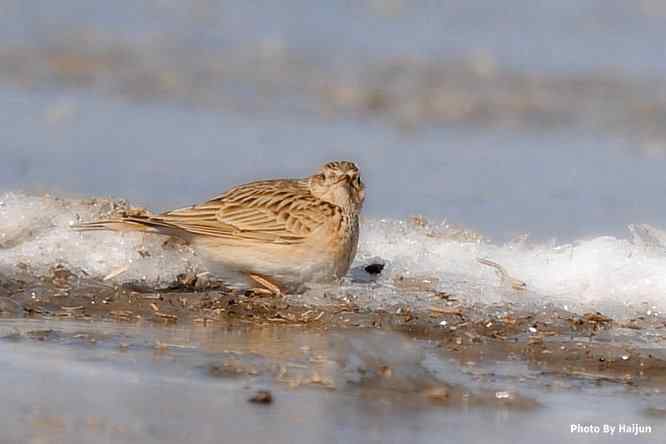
left=74, top=161, right=365, bottom=294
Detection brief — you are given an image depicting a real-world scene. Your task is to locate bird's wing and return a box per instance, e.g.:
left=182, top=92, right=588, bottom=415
left=159, top=179, right=338, bottom=244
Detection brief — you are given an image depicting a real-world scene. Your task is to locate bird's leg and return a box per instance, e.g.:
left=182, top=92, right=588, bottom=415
left=247, top=273, right=284, bottom=297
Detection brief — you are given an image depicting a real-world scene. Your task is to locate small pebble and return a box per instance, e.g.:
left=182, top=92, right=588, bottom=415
left=248, top=390, right=273, bottom=405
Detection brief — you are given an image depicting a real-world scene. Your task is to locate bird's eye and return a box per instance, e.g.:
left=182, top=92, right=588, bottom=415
left=354, top=177, right=362, bottom=187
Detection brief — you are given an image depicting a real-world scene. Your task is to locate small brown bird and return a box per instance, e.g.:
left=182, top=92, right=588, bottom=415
left=74, top=161, right=365, bottom=294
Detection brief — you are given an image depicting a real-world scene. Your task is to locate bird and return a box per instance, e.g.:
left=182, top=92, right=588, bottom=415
left=73, top=161, right=365, bottom=295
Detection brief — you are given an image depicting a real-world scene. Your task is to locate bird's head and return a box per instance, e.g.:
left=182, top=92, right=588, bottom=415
left=309, top=161, right=365, bottom=210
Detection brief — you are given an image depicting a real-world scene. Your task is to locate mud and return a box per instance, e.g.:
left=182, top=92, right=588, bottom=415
left=3, top=265, right=666, bottom=391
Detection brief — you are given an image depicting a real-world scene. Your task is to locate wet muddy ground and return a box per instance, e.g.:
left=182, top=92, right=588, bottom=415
left=1, top=275, right=665, bottom=443
left=4, top=266, right=666, bottom=390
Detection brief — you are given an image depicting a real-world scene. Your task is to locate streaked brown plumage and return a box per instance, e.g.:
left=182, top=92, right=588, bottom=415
left=74, top=161, right=365, bottom=293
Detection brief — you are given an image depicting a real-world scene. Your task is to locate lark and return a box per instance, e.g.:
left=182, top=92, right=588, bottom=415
left=74, top=161, right=365, bottom=294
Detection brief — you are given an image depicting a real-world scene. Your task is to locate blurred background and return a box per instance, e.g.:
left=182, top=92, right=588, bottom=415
left=2, top=0, right=666, bottom=241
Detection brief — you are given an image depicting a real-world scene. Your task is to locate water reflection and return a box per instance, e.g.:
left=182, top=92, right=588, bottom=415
left=0, top=319, right=662, bottom=443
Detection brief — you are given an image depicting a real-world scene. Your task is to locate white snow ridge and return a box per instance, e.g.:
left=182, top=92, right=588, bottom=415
left=2, top=192, right=666, bottom=317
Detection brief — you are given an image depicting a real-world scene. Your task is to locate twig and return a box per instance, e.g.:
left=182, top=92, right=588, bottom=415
left=477, top=258, right=527, bottom=291
left=103, top=265, right=129, bottom=281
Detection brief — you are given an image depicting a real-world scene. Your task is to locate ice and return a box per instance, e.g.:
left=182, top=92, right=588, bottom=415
left=3, top=192, right=666, bottom=317
left=0, top=192, right=202, bottom=286
left=352, top=219, right=666, bottom=316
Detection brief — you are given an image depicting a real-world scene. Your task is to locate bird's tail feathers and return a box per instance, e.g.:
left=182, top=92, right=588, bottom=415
left=72, top=216, right=187, bottom=238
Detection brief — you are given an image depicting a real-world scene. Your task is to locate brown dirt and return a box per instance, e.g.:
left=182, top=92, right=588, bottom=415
left=2, top=266, right=666, bottom=389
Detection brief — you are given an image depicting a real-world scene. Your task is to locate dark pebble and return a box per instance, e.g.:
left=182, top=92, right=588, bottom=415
left=248, top=390, right=273, bottom=405
left=364, top=263, right=385, bottom=275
